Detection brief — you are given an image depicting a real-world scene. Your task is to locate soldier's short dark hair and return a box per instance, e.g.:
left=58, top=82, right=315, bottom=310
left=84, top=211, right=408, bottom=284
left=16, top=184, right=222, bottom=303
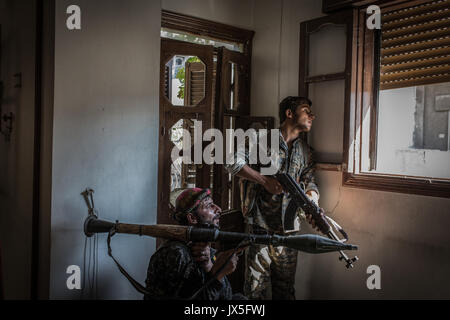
left=279, top=96, right=312, bottom=124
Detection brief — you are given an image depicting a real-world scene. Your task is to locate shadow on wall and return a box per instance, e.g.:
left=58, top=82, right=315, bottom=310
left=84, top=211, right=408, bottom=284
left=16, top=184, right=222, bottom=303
left=295, top=170, right=450, bottom=299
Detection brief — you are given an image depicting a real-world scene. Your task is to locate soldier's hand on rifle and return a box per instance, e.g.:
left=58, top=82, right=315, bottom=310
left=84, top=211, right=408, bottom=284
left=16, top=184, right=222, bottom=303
left=262, top=176, right=284, bottom=195
left=210, top=247, right=245, bottom=281
left=190, top=242, right=213, bottom=273
left=306, top=208, right=326, bottom=232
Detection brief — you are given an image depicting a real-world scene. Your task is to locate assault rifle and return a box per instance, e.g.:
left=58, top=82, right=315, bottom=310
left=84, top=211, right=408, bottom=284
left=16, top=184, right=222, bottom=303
left=275, top=173, right=359, bottom=268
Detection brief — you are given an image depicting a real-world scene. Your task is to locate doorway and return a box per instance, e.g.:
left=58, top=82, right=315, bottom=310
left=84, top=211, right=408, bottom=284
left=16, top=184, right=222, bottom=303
left=158, top=11, right=272, bottom=292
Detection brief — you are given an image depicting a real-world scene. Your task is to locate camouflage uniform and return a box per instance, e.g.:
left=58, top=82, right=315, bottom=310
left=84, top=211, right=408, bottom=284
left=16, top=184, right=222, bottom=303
left=225, top=131, right=319, bottom=300
left=144, top=240, right=233, bottom=300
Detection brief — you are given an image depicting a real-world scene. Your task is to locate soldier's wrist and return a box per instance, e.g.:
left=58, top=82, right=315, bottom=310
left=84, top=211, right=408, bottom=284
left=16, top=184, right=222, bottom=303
left=306, top=190, right=319, bottom=205
left=259, top=174, right=270, bottom=187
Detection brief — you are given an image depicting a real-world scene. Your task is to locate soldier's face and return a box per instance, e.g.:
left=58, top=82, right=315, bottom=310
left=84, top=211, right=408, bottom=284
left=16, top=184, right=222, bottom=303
left=194, top=197, right=222, bottom=227
left=294, top=104, right=315, bottom=132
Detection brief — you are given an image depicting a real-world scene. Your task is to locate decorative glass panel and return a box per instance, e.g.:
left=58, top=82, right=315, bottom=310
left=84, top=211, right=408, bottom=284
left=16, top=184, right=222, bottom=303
left=165, top=56, right=206, bottom=107
left=170, top=118, right=198, bottom=193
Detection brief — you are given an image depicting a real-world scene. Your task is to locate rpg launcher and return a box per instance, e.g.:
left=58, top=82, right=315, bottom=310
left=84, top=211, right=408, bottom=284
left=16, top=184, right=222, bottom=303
left=275, top=173, right=359, bottom=268
left=84, top=215, right=358, bottom=254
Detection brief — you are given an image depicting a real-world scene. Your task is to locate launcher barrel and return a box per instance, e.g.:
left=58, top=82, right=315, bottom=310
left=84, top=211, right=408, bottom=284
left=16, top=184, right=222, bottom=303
left=84, top=216, right=358, bottom=254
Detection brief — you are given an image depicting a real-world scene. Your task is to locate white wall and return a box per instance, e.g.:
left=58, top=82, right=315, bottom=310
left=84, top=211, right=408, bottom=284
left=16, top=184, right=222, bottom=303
left=251, top=0, right=325, bottom=124
left=300, top=171, right=450, bottom=299
left=50, top=0, right=161, bottom=299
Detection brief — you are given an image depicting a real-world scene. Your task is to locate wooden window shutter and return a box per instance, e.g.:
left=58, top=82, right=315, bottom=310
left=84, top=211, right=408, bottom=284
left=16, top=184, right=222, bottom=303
left=164, top=65, right=172, bottom=100
left=380, top=0, right=450, bottom=90
left=184, top=62, right=206, bottom=106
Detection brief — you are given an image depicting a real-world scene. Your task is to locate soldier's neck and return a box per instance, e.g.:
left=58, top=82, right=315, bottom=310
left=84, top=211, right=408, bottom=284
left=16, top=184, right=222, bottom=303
left=280, top=122, right=302, bottom=147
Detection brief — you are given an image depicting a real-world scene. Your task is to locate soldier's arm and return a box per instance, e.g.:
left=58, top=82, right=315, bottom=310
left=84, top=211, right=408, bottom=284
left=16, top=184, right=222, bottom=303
left=223, top=136, right=250, bottom=176
left=224, top=134, right=282, bottom=195
left=200, top=248, right=243, bottom=300
left=300, top=146, right=320, bottom=204
left=235, top=165, right=283, bottom=195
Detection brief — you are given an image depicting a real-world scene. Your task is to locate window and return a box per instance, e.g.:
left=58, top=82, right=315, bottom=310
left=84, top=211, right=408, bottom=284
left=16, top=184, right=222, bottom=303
left=349, top=0, right=450, bottom=197
left=300, top=0, right=450, bottom=197
left=371, top=83, right=450, bottom=178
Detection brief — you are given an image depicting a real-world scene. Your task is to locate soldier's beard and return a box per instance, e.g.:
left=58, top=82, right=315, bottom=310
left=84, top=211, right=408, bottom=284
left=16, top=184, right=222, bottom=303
left=195, top=214, right=220, bottom=228
left=293, top=113, right=311, bottom=132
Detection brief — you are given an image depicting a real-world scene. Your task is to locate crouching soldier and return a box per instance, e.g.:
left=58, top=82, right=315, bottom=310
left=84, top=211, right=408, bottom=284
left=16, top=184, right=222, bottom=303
left=144, top=188, right=246, bottom=300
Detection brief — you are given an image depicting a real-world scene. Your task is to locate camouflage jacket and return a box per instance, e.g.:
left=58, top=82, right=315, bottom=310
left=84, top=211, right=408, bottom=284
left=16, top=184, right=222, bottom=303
left=144, top=240, right=233, bottom=300
left=225, top=131, right=319, bottom=234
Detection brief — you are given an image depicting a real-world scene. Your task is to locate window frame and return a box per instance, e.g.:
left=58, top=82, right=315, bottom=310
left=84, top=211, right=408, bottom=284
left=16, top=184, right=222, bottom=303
left=299, top=10, right=355, bottom=169
left=161, top=10, right=254, bottom=57
left=343, top=1, right=450, bottom=198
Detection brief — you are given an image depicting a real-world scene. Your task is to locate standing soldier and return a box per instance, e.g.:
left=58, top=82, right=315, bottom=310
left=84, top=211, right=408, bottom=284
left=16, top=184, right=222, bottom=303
left=225, top=96, right=320, bottom=300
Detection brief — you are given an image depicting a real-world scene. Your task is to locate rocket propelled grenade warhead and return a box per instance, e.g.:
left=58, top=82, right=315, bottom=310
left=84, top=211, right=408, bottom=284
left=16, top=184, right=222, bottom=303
left=278, top=234, right=358, bottom=254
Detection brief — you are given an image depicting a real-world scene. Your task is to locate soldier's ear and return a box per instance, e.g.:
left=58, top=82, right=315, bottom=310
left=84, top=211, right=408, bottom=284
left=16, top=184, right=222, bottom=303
left=285, top=109, right=294, bottom=120
left=186, top=213, right=197, bottom=225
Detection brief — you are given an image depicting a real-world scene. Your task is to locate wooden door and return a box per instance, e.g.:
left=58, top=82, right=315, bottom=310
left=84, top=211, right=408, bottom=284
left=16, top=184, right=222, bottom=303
left=158, top=39, right=214, bottom=225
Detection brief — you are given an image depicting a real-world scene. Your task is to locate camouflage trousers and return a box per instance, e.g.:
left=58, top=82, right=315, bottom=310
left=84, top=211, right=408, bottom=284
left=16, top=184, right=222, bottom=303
left=244, top=227, right=299, bottom=300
